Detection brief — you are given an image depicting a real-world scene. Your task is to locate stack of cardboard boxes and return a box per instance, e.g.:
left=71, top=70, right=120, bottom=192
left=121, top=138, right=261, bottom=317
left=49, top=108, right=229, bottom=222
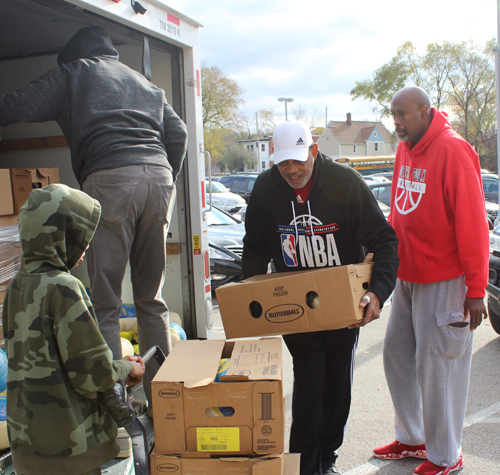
left=0, top=168, right=59, bottom=226
left=0, top=167, right=58, bottom=342
left=0, top=226, right=22, bottom=346
left=150, top=337, right=299, bottom=475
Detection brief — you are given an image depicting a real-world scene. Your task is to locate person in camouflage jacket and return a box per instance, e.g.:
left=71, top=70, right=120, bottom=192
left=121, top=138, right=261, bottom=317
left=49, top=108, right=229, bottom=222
left=2, top=184, right=144, bottom=475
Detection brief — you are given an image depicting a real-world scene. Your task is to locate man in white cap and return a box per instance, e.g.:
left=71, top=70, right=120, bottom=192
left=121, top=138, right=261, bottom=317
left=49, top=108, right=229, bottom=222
left=242, top=121, right=400, bottom=475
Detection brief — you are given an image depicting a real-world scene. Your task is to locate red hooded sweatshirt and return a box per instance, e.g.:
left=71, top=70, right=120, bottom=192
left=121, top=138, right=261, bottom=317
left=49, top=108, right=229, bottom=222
left=389, top=107, right=489, bottom=298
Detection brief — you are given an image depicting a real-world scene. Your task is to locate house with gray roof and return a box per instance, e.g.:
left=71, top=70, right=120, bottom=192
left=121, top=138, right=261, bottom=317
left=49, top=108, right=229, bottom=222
left=317, top=113, right=396, bottom=158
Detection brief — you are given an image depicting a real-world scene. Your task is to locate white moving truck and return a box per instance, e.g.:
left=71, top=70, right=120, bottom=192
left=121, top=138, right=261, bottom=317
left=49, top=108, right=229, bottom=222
left=0, top=0, right=214, bottom=342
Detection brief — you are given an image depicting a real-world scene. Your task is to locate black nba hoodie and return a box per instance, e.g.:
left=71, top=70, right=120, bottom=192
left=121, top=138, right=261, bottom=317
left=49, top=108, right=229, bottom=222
left=242, top=152, right=399, bottom=306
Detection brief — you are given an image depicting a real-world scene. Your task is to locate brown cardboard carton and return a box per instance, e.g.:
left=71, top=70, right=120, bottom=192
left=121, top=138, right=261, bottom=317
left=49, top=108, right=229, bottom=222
left=30, top=167, right=60, bottom=189
left=7, top=168, right=60, bottom=213
left=152, top=338, right=284, bottom=456
left=150, top=452, right=291, bottom=475
left=215, top=258, right=373, bottom=340
left=0, top=170, right=14, bottom=216
left=283, top=454, right=300, bottom=475
left=9, top=169, right=32, bottom=214
left=0, top=215, right=19, bottom=227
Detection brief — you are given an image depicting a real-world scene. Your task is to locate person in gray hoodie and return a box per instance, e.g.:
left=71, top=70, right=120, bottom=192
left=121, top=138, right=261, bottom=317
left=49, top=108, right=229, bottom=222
left=0, top=26, right=188, bottom=407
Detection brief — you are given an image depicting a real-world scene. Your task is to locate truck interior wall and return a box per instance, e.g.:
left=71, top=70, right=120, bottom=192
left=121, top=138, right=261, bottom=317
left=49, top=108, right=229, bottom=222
left=0, top=43, right=188, bottom=325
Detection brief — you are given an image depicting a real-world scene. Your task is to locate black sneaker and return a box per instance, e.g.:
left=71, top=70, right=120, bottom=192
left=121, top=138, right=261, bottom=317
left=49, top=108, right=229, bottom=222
left=323, top=465, right=342, bottom=475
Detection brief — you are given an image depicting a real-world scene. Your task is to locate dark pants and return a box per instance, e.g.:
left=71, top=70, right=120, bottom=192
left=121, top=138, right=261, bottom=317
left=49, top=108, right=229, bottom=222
left=284, top=327, right=359, bottom=475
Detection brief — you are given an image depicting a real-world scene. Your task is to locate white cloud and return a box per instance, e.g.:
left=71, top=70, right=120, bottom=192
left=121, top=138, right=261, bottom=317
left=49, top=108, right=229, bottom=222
left=169, top=0, right=497, bottom=123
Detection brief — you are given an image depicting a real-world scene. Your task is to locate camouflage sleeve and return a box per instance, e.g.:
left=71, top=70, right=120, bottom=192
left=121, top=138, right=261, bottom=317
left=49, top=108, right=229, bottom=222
left=55, top=296, right=127, bottom=399
left=113, top=359, right=135, bottom=381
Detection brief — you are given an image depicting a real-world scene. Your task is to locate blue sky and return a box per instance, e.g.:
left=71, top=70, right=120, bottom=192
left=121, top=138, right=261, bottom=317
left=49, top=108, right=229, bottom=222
left=168, top=0, right=497, bottom=127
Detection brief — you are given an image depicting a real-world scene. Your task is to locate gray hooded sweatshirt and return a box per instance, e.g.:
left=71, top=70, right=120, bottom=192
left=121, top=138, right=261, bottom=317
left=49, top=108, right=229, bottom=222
left=0, top=27, right=187, bottom=187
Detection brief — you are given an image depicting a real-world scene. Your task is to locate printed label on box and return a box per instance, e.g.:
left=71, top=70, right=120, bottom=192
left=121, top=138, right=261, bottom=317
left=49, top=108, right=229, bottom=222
left=196, top=427, right=240, bottom=452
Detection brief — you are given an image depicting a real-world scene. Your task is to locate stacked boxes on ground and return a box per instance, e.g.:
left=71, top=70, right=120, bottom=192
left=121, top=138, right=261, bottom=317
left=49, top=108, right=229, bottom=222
left=151, top=337, right=299, bottom=475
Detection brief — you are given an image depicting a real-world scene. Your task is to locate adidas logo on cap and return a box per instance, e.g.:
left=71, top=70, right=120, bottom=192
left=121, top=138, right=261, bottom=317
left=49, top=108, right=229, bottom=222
left=272, top=121, right=312, bottom=164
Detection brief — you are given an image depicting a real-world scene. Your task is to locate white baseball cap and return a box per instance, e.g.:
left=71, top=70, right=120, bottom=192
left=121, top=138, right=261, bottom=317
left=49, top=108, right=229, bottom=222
left=272, top=121, right=313, bottom=164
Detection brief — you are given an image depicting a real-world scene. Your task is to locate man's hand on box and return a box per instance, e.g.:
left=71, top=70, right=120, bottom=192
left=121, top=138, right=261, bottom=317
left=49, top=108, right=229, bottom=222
left=348, top=291, right=381, bottom=329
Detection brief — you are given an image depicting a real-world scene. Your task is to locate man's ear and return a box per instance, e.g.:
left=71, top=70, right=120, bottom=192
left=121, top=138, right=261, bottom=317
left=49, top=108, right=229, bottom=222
left=419, top=105, right=428, bottom=119
left=311, top=143, right=319, bottom=158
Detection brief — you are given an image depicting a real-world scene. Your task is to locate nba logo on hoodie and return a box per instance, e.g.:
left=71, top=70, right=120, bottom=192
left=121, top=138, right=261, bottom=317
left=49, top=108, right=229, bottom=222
left=281, top=234, right=298, bottom=267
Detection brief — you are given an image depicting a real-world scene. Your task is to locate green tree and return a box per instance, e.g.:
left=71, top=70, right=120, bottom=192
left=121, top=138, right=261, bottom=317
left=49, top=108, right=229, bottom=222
left=350, top=51, right=410, bottom=117
left=201, top=62, right=245, bottom=131
left=221, top=147, right=256, bottom=173
left=204, top=128, right=233, bottom=169
left=350, top=40, right=497, bottom=163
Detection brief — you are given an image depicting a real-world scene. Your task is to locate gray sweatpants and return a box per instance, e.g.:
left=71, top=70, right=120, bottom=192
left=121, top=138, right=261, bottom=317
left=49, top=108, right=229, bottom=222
left=83, top=164, right=176, bottom=401
left=384, top=276, right=473, bottom=468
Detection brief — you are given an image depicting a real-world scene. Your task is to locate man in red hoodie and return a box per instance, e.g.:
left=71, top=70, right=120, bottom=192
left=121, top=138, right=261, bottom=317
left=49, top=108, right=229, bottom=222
left=373, top=87, right=489, bottom=475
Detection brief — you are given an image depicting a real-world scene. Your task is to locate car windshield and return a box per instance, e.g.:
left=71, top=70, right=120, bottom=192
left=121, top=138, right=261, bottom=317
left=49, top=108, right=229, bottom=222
left=207, top=207, right=239, bottom=226
left=206, top=182, right=229, bottom=193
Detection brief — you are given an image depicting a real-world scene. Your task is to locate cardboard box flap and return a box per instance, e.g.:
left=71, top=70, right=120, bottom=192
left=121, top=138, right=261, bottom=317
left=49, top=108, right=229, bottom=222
left=153, top=339, right=225, bottom=388
left=180, top=452, right=211, bottom=459
left=242, top=267, right=316, bottom=284
left=354, top=263, right=372, bottom=280
left=223, top=338, right=282, bottom=382
left=253, top=457, right=283, bottom=475
left=36, top=168, right=55, bottom=178
left=216, top=455, right=282, bottom=462
left=363, top=253, right=374, bottom=264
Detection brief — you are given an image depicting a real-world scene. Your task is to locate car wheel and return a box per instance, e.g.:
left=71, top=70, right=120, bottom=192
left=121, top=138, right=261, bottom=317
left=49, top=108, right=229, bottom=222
left=487, top=300, right=500, bottom=335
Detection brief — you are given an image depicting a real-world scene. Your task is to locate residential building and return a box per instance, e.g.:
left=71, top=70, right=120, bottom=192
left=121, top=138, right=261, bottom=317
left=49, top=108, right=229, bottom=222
left=317, top=113, right=396, bottom=159
left=234, top=137, right=271, bottom=173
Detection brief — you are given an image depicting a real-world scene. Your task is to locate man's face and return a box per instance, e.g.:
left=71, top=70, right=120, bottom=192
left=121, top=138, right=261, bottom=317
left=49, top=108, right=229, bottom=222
left=276, top=145, right=317, bottom=189
left=390, top=96, right=428, bottom=144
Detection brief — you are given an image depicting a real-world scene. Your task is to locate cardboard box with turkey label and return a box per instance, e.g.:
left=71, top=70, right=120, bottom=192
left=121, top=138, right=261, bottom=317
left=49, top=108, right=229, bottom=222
left=1, top=168, right=60, bottom=215
left=215, top=255, right=373, bottom=340
left=152, top=338, right=284, bottom=456
left=150, top=452, right=301, bottom=475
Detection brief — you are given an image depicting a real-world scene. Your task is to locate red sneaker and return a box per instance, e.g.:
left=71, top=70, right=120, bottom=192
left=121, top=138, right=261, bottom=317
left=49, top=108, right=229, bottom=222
left=413, top=454, right=464, bottom=475
left=373, top=440, right=427, bottom=460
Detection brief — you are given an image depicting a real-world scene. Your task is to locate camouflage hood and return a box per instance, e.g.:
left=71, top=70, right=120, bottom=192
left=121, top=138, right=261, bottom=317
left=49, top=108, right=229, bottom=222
left=19, top=184, right=101, bottom=273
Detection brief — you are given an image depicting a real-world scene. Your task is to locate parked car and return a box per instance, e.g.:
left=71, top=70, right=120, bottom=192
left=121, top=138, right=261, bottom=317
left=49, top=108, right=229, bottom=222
left=364, top=174, right=390, bottom=184
left=369, top=171, right=394, bottom=181
left=377, top=200, right=390, bottom=219
left=233, top=205, right=247, bottom=222
left=205, top=181, right=246, bottom=213
left=368, top=181, right=497, bottom=226
left=206, top=176, right=221, bottom=182
left=218, top=174, right=257, bottom=203
left=482, top=174, right=499, bottom=203
left=485, top=200, right=498, bottom=229
left=207, top=206, right=244, bottom=289
left=485, top=223, right=500, bottom=335
left=368, top=181, right=392, bottom=207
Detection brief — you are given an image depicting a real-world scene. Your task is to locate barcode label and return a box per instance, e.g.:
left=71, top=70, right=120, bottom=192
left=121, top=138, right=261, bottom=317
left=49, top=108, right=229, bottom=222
left=260, top=393, right=273, bottom=420
left=200, top=444, right=228, bottom=451
left=196, top=427, right=240, bottom=452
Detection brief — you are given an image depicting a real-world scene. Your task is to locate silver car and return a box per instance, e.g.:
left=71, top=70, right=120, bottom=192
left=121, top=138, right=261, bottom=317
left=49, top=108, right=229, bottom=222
left=205, top=181, right=246, bottom=213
